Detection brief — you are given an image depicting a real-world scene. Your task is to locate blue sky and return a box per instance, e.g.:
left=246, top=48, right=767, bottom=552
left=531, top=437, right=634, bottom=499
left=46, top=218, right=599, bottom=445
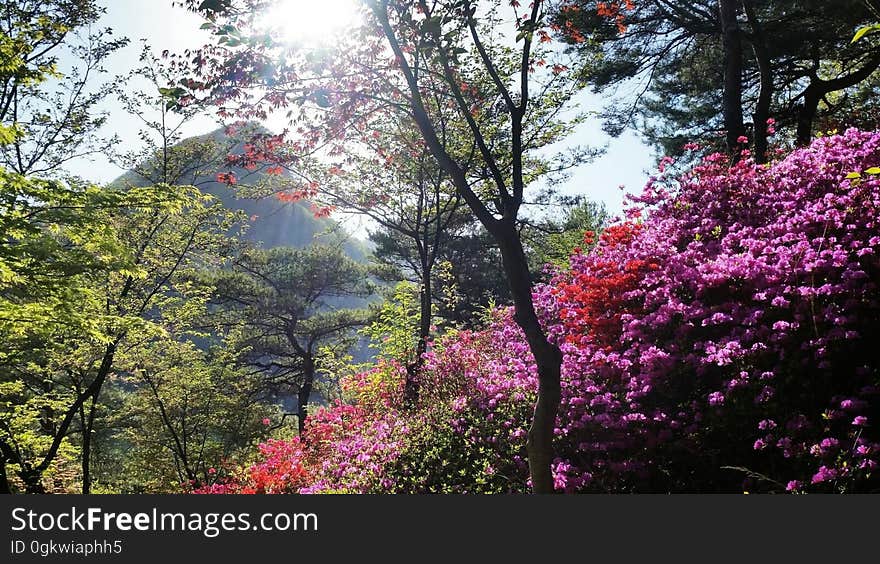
left=64, top=0, right=657, bottom=221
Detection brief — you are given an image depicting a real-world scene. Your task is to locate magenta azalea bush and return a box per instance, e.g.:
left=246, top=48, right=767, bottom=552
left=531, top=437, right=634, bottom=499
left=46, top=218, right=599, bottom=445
left=200, top=129, right=880, bottom=494
left=538, top=128, right=880, bottom=492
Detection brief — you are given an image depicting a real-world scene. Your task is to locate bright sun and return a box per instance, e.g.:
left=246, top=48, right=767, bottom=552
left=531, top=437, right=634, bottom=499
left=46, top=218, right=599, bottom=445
left=261, top=0, right=362, bottom=45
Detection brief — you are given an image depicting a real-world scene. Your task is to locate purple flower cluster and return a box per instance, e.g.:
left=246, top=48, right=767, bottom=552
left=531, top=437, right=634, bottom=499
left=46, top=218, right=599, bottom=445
left=530, top=128, right=880, bottom=491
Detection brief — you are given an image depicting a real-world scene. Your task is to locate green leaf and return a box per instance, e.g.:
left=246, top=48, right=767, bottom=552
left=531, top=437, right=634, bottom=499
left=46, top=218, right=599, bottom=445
left=852, top=24, right=880, bottom=43
left=422, top=16, right=442, bottom=37
left=864, top=167, right=880, bottom=175
left=846, top=172, right=862, bottom=179
left=198, top=0, right=232, bottom=14
left=0, top=124, right=22, bottom=146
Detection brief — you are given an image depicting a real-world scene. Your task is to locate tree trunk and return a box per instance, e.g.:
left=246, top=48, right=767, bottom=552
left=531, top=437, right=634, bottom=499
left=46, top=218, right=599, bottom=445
left=297, top=359, right=315, bottom=437
left=77, top=403, right=87, bottom=493
left=796, top=50, right=880, bottom=146
left=743, top=0, right=772, bottom=164
left=30, top=339, right=118, bottom=487
left=22, top=468, right=45, bottom=494
left=370, top=1, right=564, bottom=492
left=404, top=267, right=432, bottom=405
left=81, top=434, right=91, bottom=494
left=719, top=0, right=746, bottom=155
left=751, top=67, right=772, bottom=163
left=80, top=398, right=97, bottom=494
left=0, top=456, right=11, bottom=494
left=797, top=86, right=821, bottom=146
left=494, top=220, right=563, bottom=494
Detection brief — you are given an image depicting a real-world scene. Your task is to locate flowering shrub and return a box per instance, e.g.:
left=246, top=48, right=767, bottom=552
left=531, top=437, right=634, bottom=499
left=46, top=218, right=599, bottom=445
left=199, top=129, right=880, bottom=493
left=388, top=313, right=534, bottom=493
left=539, top=127, right=880, bottom=492
left=194, top=439, right=309, bottom=494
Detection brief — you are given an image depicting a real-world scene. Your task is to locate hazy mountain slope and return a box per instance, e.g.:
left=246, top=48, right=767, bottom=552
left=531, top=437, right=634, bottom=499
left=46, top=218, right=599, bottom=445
left=111, top=126, right=368, bottom=259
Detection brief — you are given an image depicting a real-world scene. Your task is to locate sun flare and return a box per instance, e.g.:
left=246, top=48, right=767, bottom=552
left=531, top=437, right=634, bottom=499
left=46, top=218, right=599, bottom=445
left=261, top=0, right=362, bottom=45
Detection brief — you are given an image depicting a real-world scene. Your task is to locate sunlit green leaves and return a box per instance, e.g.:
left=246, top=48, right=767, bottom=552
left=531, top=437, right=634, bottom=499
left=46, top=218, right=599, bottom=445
left=0, top=166, right=237, bottom=492
left=852, top=23, right=880, bottom=43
